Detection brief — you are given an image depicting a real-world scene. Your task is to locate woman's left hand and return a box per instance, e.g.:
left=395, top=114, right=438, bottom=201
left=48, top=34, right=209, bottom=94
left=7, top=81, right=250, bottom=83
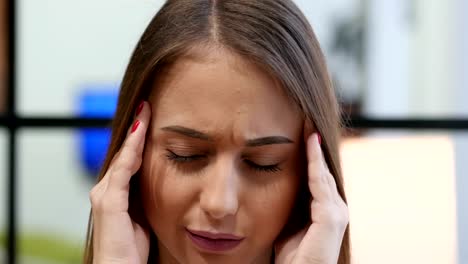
left=274, top=126, right=349, bottom=264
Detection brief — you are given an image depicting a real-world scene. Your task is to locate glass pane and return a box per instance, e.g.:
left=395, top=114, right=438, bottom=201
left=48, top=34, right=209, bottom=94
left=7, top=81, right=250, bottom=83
left=342, top=130, right=468, bottom=264
left=296, top=1, right=468, bottom=118
left=16, top=0, right=164, bottom=116
left=17, top=1, right=468, bottom=118
left=0, top=129, right=6, bottom=258
left=18, top=129, right=99, bottom=263
left=0, top=0, right=6, bottom=114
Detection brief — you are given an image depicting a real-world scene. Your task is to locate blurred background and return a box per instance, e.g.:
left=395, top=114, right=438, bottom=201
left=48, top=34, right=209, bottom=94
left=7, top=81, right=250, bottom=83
left=1, top=0, right=468, bottom=263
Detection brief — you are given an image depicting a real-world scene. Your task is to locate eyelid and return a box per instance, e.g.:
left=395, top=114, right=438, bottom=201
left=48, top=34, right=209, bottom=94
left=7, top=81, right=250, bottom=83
left=164, top=138, right=211, bottom=154
left=166, top=153, right=282, bottom=173
left=244, top=159, right=282, bottom=172
left=165, top=141, right=202, bottom=151
left=241, top=152, right=286, bottom=165
left=166, top=149, right=205, bottom=158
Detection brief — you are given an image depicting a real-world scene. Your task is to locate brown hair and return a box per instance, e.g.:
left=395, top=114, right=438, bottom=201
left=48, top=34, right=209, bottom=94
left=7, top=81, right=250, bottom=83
left=84, top=0, right=350, bottom=263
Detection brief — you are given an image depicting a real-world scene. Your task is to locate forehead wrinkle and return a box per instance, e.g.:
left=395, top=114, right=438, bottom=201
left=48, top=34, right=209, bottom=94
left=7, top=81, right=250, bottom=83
left=150, top=47, right=302, bottom=149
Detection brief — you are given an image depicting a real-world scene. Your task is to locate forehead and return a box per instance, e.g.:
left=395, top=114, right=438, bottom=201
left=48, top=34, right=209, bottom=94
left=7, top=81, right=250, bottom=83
left=149, top=47, right=302, bottom=139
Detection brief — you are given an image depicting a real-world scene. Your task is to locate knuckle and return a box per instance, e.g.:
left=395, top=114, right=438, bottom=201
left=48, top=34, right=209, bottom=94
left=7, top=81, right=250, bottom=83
left=90, top=193, right=104, bottom=212
left=323, top=170, right=334, bottom=182
left=89, top=193, right=97, bottom=207
left=339, top=203, right=350, bottom=225
left=307, top=170, right=322, bottom=184
left=329, top=203, right=349, bottom=228
left=316, top=201, right=349, bottom=229
left=113, top=149, right=141, bottom=173
left=113, top=157, right=133, bottom=174
left=89, top=185, right=102, bottom=206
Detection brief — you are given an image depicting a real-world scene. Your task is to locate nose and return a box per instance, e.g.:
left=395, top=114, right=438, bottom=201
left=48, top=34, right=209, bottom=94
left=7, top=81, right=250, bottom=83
left=199, top=157, right=239, bottom=219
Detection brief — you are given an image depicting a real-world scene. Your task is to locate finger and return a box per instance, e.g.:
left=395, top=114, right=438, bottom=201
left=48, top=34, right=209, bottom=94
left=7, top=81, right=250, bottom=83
left=304, top=123, right=342, bottom=204
left=306, top=132, right=331, bottom=201
left=134, top=222, right=150, bottom=263
left=274, top=227, right=308, bottom=264
left=108, top=101, right=151, bottom=191
left=89, top=171, right=113, bottom=212
left=303, top=119, right=314, bottom=143
left=326, top=168, right=342, bottom=202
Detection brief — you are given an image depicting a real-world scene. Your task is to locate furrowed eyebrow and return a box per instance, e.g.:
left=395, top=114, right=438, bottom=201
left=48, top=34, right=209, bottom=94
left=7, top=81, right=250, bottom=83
left=160, top=126, right=294, bottom=146
left=245, top=136, right=294, bottom=147
left=161, top=126, right=212, bottom=141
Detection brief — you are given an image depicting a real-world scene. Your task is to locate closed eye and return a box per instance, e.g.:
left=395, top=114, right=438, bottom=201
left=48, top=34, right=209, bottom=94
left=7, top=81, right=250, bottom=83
left=165, top=150, right=205, bottom=163
left=165, top=150, right=281, bottom=173
left=243, top=159, right=281, bottom=173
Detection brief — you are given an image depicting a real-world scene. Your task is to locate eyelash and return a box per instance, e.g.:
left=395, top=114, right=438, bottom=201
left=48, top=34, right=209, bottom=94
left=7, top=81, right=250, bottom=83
left=165, top=150, right=281, bottom=173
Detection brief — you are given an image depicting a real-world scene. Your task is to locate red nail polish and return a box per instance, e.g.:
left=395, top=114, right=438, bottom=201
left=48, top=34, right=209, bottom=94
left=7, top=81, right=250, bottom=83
left=136, top=101, right=144, bottom=116
left=131, top=120, right=140, bottom=133
left=317, top=133, right=322, bottom=145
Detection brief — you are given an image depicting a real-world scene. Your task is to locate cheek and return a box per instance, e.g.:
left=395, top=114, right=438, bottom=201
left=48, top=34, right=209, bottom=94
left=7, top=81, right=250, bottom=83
left=141, top=152, right=199, bottom=229
left=244, top=172, right=300, bottom=241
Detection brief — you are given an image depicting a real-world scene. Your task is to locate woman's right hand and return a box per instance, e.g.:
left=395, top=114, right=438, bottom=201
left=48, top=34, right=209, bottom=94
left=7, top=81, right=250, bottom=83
left=89, top=101, right=151, bottom=264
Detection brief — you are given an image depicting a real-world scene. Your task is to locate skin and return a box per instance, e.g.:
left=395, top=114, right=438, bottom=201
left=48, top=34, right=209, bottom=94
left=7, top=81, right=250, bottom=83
left=140, top=47, right=303, bottom=263
left=90, top=47, right=348, bottom=264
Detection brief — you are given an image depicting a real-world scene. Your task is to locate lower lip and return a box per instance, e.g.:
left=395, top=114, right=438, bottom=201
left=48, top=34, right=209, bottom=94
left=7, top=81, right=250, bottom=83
left=186, top=230, right=244, bottom=252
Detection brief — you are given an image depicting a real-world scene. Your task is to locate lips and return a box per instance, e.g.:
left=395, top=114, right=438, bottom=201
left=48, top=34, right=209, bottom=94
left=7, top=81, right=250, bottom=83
left=186, top=228, right=245, bottom=252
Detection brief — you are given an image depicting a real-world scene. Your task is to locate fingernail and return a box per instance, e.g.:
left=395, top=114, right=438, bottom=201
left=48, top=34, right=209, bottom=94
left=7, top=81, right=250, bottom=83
left=131, top=120, right=140, bottom=133
left=136, top=101, right=144, bottom=116
left=317, top=133, right=322, bottom=145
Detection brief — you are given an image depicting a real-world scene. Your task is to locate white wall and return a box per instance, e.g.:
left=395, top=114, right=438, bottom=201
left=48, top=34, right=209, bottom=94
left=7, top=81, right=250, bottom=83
left=342, top=136, right=457, bottom=264
left=364, top=0, right=411, bottom=117
left=17, top=0, right=164, bottom=116
left=410, top=0, right=457, bottom=116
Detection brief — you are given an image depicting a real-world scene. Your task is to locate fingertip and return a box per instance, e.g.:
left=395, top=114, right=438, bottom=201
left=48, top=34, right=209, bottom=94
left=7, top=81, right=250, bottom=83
left=131, top=119, right=140, bottom=133
left=306, top=132, right=322, bottom=161
left=126, top=101, right=151, bottom=138
left=303, top=119, right=313, bottom=143
left=138, top=100, right=147, bottom=114
left=140, top=101, right=152, bottom=120
left=136, top=101, right=144, bottom=116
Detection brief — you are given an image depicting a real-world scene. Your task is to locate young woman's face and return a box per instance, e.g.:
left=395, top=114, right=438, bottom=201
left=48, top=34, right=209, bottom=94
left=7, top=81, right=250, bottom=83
left=141, top=47, right=304, bottom=263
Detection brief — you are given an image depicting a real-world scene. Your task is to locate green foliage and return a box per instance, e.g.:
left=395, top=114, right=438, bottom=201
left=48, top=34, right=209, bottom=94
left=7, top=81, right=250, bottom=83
left=0, top=231, right=82, bottom=263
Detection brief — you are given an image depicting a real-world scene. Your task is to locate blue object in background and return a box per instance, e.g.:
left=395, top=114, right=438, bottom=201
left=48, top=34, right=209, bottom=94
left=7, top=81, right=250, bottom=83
left=77, top=86, right=119, bottom=179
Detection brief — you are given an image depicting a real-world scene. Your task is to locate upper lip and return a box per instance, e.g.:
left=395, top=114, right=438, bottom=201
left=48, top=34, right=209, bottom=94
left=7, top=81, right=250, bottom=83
left=186, top=228, right=244, bottom=240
